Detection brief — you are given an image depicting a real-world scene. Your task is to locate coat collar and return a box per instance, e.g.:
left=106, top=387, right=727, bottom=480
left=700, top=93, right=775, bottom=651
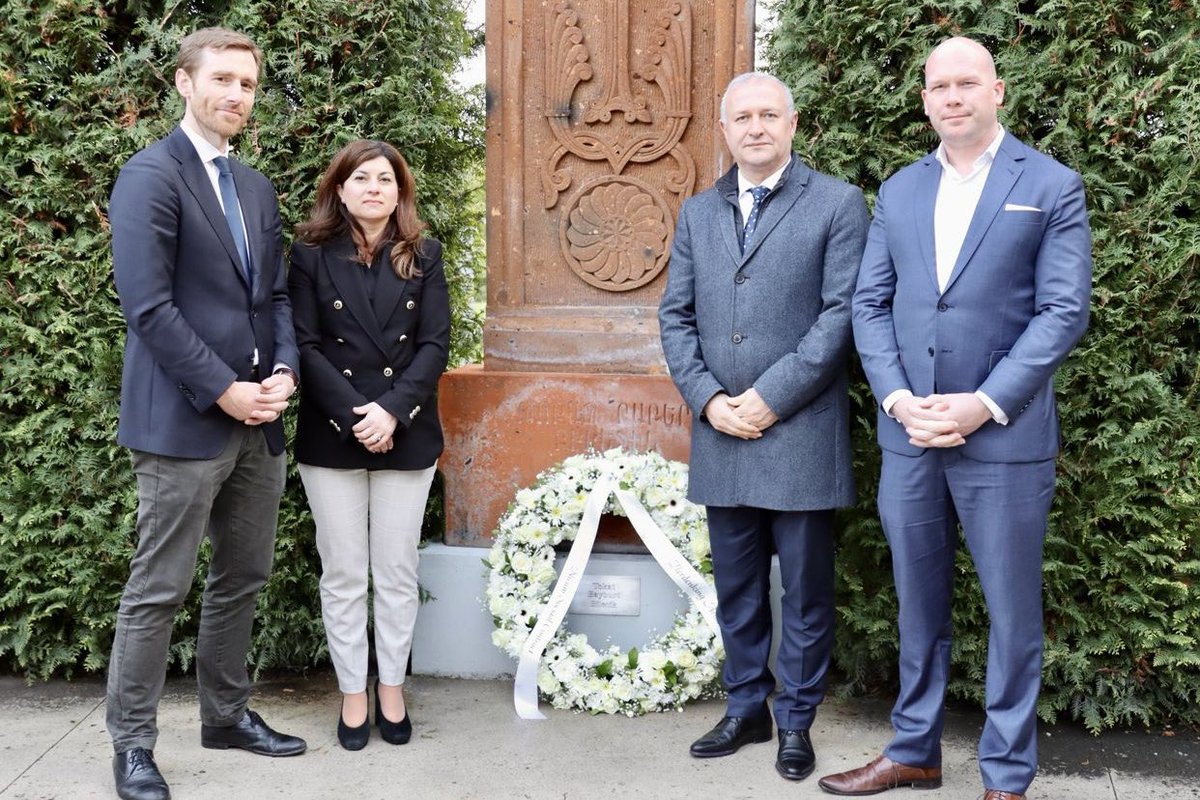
left=323, top=233, right=406, bottom=357
left=715, top=153, right=812, bottom=266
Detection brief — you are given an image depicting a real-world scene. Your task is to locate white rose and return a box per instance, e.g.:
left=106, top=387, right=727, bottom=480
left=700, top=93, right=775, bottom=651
left=509, top=551, right=534, bottom=575
left=538, top=671, right=561, bottom=694
left=610, top=676, right=635, bottom=701
left=532, top=564, right=559, bottom=585
left=641, top=650, right=668, bottom=670
left=488, top=594, right=515, bottom=618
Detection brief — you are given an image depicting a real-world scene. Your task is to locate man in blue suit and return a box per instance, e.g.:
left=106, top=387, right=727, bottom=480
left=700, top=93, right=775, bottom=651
left=107, top=27, right=305, bottom=800
left=660, top=72, right=868, bottom=783
left=818, top=38, right=1092, bottom=800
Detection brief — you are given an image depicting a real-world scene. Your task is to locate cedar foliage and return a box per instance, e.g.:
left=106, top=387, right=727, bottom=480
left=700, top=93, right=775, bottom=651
left=0, top=0, right=484, bottom=678
left=766, top=0, right=1200, bottom=731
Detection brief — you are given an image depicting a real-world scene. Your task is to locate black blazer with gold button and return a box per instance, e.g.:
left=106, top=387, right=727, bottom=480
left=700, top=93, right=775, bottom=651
left=288, top=233, right=449, bottom=470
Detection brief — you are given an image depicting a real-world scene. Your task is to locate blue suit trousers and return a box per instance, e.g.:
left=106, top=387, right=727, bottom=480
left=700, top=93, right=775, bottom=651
left=878, top=448, right=1054, bottom=793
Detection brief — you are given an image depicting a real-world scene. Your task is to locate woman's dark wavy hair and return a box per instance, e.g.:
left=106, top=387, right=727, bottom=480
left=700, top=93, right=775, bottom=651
left=295, top=139, right=427, bottom=279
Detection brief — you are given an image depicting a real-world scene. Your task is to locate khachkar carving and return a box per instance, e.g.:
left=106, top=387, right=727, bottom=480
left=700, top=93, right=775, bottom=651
left=544, top=0, right=694, bottom=293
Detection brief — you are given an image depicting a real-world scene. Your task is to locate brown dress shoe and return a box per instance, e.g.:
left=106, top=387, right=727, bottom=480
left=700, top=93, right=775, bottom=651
left=817, top=754, right=942, bottom=795
left=983, top=791, right=1025, bottom=799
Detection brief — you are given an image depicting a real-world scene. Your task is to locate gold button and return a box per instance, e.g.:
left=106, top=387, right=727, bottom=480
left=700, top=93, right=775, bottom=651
left=383, top=367, right=394, bottom=377
left=333, top=300, right=344, bottom=310
left=406, top=300, right=416, bottom=310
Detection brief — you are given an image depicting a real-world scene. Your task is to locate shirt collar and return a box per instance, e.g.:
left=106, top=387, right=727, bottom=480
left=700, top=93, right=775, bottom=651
left=737, top=155, right=792, bottom=197
left=935, top=125, right=1005, bottom=179
left=179, top=121, right=230, bottom=165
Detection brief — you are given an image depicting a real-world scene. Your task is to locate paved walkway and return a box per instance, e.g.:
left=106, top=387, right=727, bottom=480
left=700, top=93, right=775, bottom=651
left=1, top=672, right=1196, bottom=799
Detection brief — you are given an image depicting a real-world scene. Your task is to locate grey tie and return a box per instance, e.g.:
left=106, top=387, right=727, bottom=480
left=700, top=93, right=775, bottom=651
left=742, top=185, right=770, bottom=254
left=213, top=156, right=251, bottom=283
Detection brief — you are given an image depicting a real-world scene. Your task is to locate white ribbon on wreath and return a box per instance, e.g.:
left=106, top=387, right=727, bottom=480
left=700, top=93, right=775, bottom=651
left=513, top=472, right=722, bottom=720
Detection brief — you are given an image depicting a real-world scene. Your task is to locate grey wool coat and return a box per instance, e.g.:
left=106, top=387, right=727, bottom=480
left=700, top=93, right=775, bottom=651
left=658, top=154, right=869, bottom=510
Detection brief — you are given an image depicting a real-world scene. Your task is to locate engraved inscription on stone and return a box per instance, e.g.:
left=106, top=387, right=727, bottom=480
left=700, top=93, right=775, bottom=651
left=569, top=575, right=642, bottom=616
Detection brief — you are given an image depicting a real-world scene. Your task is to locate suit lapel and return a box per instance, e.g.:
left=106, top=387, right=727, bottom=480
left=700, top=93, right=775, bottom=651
left=325, top=236, right=391, bottom=357
left=167, top=129, right=252, bottom=294
left=943, top=137, right=1025, bottom=292
left=715, top=169, right=742, bottom=263
left=740, top=159, right=809, bottom=266
left=914, top=155, right=941, bottom=292
left=371, top=251, right=405, bottom=330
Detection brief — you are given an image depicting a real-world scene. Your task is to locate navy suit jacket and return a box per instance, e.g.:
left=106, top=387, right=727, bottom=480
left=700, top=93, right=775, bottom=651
left=110, top=126, right=298, bottom=458
left=288, top=235, right=449, bottom=471
left=853, top=133, right=1092, bottom=462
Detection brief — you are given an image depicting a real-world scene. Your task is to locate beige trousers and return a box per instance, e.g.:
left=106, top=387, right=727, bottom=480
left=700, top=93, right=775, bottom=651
left=299, top=464, right=436, bottom=692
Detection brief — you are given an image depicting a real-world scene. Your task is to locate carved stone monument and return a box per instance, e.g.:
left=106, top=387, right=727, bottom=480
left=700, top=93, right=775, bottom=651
left=439, top=0, right=754, bottom=547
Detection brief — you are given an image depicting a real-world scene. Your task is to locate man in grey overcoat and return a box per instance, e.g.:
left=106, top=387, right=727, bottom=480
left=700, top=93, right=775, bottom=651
left=659, top=72, right=868, bottom=783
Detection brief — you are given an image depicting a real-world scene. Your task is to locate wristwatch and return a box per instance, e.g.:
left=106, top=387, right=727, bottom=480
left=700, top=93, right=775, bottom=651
left=272, top=366, right=299, bottom=387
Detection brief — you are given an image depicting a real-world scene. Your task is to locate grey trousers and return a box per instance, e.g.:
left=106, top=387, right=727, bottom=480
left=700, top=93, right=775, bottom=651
left=106, top=425, right=285, bottom=753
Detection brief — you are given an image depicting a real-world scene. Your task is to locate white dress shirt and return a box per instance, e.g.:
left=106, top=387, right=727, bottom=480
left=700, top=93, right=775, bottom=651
left=933, top=126, right=1005, bottom=292
left=737, top=157, right=791, bottom=224
left=179, top=123, right=279, bottom=373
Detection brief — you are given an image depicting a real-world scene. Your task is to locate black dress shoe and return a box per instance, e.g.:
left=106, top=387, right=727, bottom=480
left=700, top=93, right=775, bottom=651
left=776, top=729, right=816, bottom=781
left=689, top=709, right=773, bottom=758
left=375, top=680, right=412, bottom=745
left=337, top=699, right=370, bottom=751
left=112, top=747, right=170, bottom=800
left=200, top=709, right=307, bottom=756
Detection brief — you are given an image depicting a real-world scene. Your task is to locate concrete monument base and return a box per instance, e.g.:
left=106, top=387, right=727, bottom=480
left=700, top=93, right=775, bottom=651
left=410, top=543, right=783, bottom=680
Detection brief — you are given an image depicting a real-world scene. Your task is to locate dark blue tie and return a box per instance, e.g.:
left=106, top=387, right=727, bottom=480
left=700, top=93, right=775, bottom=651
left=741, top=185, right=770, bottom=254
left=213, top=156, right=251, bottom=283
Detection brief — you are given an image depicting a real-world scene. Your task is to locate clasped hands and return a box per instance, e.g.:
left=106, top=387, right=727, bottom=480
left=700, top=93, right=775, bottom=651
left=892, top=392, right=992, bottom=448
left=703, top=388, right=778, bottom=440
left=216, top=372, right=296, bottom=425
left=351, top=402, right=398, bottom=453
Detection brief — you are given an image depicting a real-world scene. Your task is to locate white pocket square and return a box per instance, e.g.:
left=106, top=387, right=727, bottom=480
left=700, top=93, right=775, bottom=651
left=1004, top=203, right=1042, bottom=212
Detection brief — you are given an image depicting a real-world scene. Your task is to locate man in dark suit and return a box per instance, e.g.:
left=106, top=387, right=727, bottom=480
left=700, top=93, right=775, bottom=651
left=818, top=38, right=1092, bottom=800
left=659, top=72, right=868, bottom=783
left=107, top=27, right=306, bottom=800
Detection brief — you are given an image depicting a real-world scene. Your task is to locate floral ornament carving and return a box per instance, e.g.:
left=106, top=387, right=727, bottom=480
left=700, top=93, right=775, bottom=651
left=561, top=177, right=670, bottom=292
left=542, top=0, right=694, bottom=291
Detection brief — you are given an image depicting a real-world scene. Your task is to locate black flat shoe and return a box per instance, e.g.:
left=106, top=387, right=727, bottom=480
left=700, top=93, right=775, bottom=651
left=200, top=709, right=307, bottom=757
left=689, top=706, right=773, bottom=758
left=375, top=679, right=412, bottom=745
left=337, top=697, right=370, bottom=751
left=776, top=729, right=816, bottom=781
left=113, top=747, right=170, bottom=800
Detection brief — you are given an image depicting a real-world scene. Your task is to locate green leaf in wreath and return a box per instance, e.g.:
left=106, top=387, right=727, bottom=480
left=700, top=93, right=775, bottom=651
left=596, top=659, right=613, bottom=678
left=627, top=647, right=638, bottom=669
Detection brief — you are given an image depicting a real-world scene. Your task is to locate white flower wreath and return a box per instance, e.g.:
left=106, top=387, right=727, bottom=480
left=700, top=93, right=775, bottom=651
left=486, top=448, right=724, bottom=716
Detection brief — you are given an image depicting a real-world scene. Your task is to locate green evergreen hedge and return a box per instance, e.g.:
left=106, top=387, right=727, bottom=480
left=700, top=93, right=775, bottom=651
left=766, top=0, right=1200, bottom=731
left=0, top=0, right=483, bottom=679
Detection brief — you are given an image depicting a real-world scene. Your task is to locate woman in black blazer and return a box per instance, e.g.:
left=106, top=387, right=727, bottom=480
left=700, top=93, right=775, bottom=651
left=289, top=140, right=449, bottom=751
